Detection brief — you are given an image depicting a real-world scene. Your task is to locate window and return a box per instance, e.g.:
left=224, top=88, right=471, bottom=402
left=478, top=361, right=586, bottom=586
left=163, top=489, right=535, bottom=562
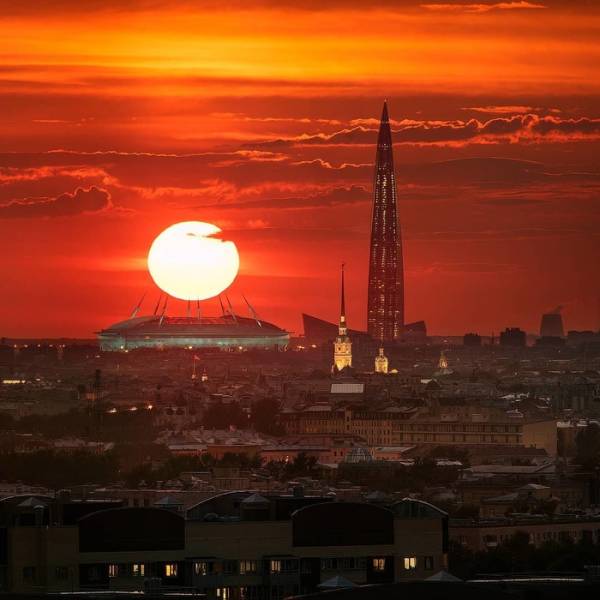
left=270, top=560, right=281, bottom=574
left=132, top=564, right=145, bottom=577
left=23, top=566, right=36, bottom=582
left=55, top=567, right=69, bottom=580
left=300, top=559, right=313, bottom=574
left=321, top=558, right=336, bottom=571
left=239, top=560, right=258, bottom=575
left=108, top=564, right=119, bottom=578
left=223, top=560, right=237, bottom=574
left=424, top=556, right=434, bottom=570
left=403, top=557, right=417, bottom=571
left=282, top=559, right=298, bottom=573
left=194, top=561, right=213, bottom=576
left=372, top=558, right=386, bottom=572
left=165, top=563, right=178, bottom=578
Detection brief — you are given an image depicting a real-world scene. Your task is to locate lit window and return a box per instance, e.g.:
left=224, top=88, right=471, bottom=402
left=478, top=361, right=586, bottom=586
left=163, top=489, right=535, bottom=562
left=270, top=560, right=281, bottom=573
left=195, top=561, right=212, bottom=576
left=165, top=563, right=178, bottom=577
left=403, top=557, right=417, bottom=571
left=108, top=564, right=119, bottom=578
left=372, top=558, right=386, bottom=572
left=239, top=560, right=258, bottom=575
left=132, top=564, right=145, bottom=577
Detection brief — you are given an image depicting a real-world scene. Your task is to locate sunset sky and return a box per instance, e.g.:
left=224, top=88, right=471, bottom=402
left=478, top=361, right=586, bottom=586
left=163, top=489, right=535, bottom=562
left=1, top=0, right=599, bottom=338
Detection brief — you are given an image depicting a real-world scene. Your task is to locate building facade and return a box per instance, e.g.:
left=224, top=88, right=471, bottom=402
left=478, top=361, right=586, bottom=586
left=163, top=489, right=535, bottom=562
left=451, top=515, right=600, bottom=552
left=0, top=494, right=447, bottom=599
left=394, top=417, right=557, bottom=456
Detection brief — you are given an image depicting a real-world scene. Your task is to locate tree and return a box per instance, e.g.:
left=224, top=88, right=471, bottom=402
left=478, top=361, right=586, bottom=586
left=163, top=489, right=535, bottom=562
left=251, top=398, right=284, bottom=436
left=202, top=401, right=247, bottom=430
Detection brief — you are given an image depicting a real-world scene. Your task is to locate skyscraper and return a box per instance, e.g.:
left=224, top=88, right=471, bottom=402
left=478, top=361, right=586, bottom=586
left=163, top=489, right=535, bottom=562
left=367, top=101, right=404, bottom=341
left=333, top=264, right=352, bottom=373
left=540, top=307, right=565, bottom=338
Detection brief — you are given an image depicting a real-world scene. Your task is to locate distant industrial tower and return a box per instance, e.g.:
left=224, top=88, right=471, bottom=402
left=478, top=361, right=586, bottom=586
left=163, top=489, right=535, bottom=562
left=333, top=265, right=352, bottom=373
left=367, top=101, right=404, bottom=342
left=540, top=307, right=565, bottom=338
left=374, top=347, right=389, bottom=374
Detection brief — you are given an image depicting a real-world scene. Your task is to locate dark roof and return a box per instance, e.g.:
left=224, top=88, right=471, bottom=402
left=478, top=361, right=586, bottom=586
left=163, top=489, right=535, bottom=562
left=393, top=498, right=448, bottom=519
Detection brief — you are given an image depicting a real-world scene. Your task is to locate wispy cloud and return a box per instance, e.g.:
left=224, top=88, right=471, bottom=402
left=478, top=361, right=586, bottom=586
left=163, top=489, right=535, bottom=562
left=0, top=186, right=111, bottom=218
left=421, top=1, right=546, bottom=13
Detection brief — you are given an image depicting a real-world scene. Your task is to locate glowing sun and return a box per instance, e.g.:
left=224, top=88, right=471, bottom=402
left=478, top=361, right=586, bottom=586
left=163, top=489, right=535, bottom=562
left=147, top=221, right=239, bottom=301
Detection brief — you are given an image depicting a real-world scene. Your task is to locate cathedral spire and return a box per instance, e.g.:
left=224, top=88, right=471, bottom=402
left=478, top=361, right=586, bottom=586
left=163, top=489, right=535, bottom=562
left=333, top=264, right=352, bottom=374
left=339, top=263, right=347, bottom=336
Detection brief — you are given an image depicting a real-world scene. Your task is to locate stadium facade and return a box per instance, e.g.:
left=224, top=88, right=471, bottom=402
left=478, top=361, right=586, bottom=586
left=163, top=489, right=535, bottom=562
left=98, top=315, right=289, bottom=351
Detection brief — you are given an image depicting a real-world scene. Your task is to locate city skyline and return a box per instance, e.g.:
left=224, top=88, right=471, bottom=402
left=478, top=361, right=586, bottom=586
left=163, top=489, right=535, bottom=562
left=0, top=1, right=599, bottom=338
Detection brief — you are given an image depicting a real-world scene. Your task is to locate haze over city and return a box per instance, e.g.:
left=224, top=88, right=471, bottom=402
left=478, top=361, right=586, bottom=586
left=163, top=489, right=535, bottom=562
left=1, top=0, right=599, bottom=338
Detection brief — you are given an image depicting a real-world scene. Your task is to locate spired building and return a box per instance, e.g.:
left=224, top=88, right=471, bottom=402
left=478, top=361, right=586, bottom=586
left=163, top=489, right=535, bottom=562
left=332, top=265, right=352, bottom=373
left=374, top=347, right=389, bottom=374
left=367, top=101, right=404, bottom=342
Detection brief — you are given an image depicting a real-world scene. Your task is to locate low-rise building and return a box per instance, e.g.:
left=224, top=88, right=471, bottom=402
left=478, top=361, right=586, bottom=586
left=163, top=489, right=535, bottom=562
left=0, top=493, right=448, bottom=599
left=450, top=515, right=600, bottom=551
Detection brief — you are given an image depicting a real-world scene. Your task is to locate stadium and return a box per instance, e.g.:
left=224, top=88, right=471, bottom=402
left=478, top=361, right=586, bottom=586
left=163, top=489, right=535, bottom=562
left=97, top=314, right=289, bottom=351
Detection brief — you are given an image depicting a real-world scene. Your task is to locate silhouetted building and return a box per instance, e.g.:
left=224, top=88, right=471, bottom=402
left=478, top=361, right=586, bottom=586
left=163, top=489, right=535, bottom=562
left=367, top=102, right=404, bottom=342
left=567, top=330, right=600, bottom=347
left=302, top=314, right=370, bottom=346
left=401, top=320, right=427, bottom=342
left=463, top=333, right=482, bottom=347
left=536, top=336, right=566, bottom=347
left=540, top=309, right=565, bottom=338
left=499, top=328, right=526, bottom=347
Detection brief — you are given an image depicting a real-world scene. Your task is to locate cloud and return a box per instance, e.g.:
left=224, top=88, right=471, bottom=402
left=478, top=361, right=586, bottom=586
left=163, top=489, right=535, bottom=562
left=421, top=1, right=546, bottom=13
left=251, top=114, right=600, bottom=148
left=196, top=185, right=370, bottom=210
left=416, top=261, right=523, bottom=274
left=0, top=186, right=111, bottom=218
left=461, top=105, right=560, bottom=114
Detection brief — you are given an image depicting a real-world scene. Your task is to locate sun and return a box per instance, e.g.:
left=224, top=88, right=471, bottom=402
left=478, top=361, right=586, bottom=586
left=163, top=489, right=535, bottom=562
left=147, top=221, right=240, bottom=301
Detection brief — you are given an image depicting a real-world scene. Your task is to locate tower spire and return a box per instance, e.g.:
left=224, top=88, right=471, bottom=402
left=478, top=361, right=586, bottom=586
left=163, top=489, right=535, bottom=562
left=381, top=100, right=389, bottom=123
left=339, top=263, right=347, bottom=335
left=367, top=100, right=404, bottom=342
left=333, top=264, right=352, bottom=374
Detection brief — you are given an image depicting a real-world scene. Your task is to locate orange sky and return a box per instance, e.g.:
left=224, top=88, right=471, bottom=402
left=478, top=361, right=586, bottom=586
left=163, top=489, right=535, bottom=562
left=0, top=0, right=599, bottom=337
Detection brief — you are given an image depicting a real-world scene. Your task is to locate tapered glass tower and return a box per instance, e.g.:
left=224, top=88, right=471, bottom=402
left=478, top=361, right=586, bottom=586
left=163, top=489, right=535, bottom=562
left=367, top=101, right=404, bottom=341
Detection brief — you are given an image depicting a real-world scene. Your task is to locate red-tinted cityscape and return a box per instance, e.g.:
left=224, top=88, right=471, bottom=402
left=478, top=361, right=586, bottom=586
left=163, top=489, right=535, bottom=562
left=0, top=2, right=599, bottom=599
